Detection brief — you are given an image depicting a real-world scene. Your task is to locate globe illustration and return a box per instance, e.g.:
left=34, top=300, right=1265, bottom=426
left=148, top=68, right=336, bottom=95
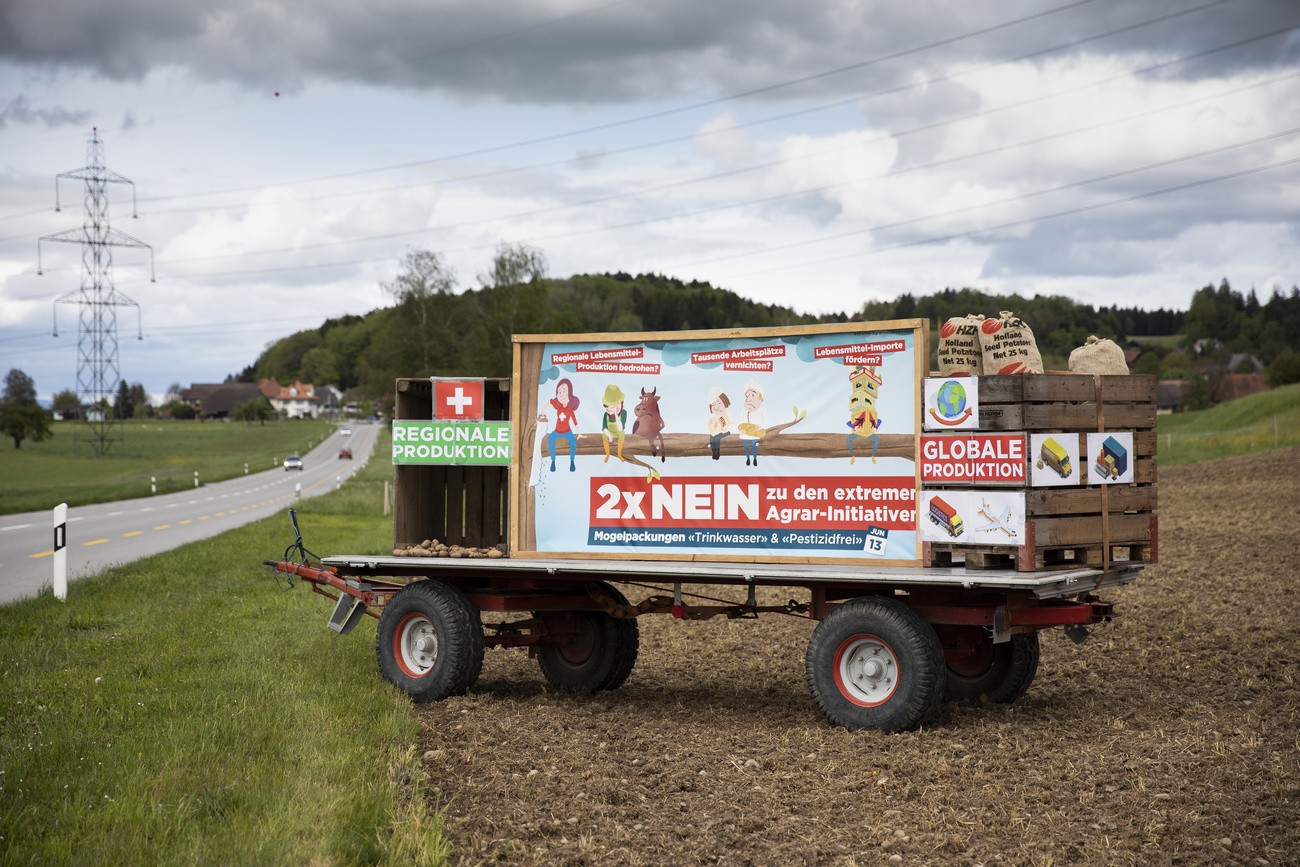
left=936, top=380, right=967, bottom=418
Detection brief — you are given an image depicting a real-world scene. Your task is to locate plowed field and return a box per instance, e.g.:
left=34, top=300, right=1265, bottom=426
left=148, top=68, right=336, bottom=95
left=418, top=448, right=1300, bottom=866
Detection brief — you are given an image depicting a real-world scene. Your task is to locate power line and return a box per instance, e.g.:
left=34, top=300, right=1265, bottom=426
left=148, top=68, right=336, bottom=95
left=710, top=156, right=1300, bottom=282
left=120, top=0, right=1111, bottom=208
left=146, top=22, right=1300, bottom=271
left=0, top=0, right=636, bottom=158
left=124, top=0, right=1240, bottom=222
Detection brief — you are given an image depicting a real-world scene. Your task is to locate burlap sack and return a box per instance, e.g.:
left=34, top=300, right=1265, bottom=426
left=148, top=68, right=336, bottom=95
left=1069, top=335, right=1129, bottom=375
left=978, top=311, right=1044, bottom=375
left=936, top=314, right=985, bottom=376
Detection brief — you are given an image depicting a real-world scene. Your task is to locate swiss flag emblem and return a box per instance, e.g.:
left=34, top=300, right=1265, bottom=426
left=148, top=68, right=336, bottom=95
left=435, top=380, right=484, bottom=420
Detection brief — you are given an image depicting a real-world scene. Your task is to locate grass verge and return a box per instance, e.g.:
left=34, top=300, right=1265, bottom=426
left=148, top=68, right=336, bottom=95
left=1156, top=383, right=1300, bottom=465
left=0, top=429, right=449, bottom=865
left=0, top=418, right=337, bottom=515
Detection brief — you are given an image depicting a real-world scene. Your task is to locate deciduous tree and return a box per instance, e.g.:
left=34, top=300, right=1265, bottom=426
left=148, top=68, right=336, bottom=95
left=0, top=368, right=51, bottom=449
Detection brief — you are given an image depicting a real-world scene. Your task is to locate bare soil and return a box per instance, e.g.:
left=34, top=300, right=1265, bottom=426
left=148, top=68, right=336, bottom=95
left=418, top=448, right=1300, bottom=866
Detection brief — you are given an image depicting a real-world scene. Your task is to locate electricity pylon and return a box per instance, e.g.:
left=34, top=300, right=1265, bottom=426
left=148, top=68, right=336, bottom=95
left=38, top=128, right=154, bottom=457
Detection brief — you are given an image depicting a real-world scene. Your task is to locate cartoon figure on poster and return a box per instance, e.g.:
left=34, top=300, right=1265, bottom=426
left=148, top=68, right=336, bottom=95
left=704, top=387, right=733, bottom=460
left=846, top=363, right=883, bottom=465
left=547, top=378, right=581, bottom=473
left=632, top=387, right=666, bottom=462
left=736, top=379, right=768, bottom=466
left=600, top=384, right=628, bottom=463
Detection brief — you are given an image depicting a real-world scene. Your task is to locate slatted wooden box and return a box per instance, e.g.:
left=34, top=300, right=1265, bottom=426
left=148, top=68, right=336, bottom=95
left=392, top=377, right=512, bottom=551
left=923, top=373, right=1158, bottom=572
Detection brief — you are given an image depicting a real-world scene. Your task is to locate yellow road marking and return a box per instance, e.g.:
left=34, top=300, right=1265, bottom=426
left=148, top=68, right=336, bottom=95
left=30, top=550, right=53, bottom=558
left=124, top=531, right=143, bottom=537
left=179, top=520, right=193, bottom=525
left=199, top=516, right=209, bottom=520
left=154, top=525, right=171, bottom=530
left=84, top=539, right=108, bottom=546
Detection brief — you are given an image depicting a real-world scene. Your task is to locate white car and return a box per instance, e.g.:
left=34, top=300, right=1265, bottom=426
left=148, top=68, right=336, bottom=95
left=340, top=428, right=352, bottom=437
left=283, top=455, right=304, bottom=471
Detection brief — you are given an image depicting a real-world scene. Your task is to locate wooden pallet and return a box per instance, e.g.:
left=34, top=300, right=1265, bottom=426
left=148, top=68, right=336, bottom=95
left=392, top=377, right=511, bottom=551
left=923, top=373, right=1157, bottom=572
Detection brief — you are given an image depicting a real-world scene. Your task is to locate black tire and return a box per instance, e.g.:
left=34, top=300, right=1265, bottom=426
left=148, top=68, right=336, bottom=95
left=376, top=580, right=484, bottom=702
left=536, top=583, right=640, bottom=694
left=805, top=596, right=946, bottom=733
left=944, top=631, right=1040, bottom=704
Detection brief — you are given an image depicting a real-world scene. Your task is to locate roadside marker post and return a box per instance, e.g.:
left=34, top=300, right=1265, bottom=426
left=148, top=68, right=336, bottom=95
left=194, top=471, right=199, bottom=488
left=245, top=462, right=249, bottom=475
left=151, top=476, right=156, bottom=494
left=295, top=482, right=301, bottom=499
left=53, top=503, right=68, bottom=601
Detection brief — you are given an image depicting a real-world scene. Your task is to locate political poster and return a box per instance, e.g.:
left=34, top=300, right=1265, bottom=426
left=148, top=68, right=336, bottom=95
left=1086, top=431, right=1135, bottom=484
left=918, top=490, right=1027, bottom=547
left=433, top=378, right=485, bottom=421
left=1029, top=432, right=1082, bottom=487
left=920, top=433, right=1026, bottom=485
left=923, top=376, right=980, bottom=430
left=511, top=323, right=926, bottom=564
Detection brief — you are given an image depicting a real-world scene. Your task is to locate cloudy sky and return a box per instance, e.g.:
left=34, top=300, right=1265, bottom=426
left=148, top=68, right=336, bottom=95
left=1, top=0, right=1298, bottom=400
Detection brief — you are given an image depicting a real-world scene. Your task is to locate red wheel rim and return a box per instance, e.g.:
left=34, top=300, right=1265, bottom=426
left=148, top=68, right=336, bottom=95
left=393, top=612, right=438, bottom=678
left=832, top=633, right=900, bottom=707
left=558, top=615, right=597, bottom=664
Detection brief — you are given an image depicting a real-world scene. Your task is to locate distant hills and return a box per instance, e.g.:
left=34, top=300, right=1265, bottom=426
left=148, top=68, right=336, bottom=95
left=234, top=270, right=1298, bottom=401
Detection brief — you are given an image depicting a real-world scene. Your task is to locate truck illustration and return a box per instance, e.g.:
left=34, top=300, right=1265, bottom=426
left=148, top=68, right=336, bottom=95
left=1094, top=435, right=1128, bottom=480
left=928, top=495, right=964, bottom=538
left=1038, top=436, right=1072, bottom=479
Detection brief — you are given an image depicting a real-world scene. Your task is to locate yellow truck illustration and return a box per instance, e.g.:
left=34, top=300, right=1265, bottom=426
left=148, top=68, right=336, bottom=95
left=1036, top=436, right=1072, bottom=480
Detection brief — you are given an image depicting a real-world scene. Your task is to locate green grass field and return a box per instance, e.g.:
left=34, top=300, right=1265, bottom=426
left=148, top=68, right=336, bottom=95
left=0, top=418, right=336, bottom=515
left=1156, top=383, right=1300, bottom=465
left=0, top=430, right=449, bottom=866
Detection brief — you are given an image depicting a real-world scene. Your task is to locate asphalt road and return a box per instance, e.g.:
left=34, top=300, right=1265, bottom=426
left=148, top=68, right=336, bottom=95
left=0, top=422, right=381, bottom=606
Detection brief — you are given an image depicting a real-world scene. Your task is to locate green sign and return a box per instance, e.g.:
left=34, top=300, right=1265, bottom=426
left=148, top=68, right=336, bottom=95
left=391, top=420, right=513, bottom=465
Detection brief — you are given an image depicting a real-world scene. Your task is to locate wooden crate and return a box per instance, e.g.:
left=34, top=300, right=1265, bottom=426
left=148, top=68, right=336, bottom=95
left=923, top=373, right=1158, bottom=572
left=392, top=377, right=512, bottom=551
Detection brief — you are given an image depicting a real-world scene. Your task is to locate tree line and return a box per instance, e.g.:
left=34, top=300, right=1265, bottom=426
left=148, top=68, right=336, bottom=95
left=236, top=245, right=1299, bottom=403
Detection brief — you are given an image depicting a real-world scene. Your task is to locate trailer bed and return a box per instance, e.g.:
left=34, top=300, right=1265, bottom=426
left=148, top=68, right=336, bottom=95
left=320, top=554, right=1141, bottom=600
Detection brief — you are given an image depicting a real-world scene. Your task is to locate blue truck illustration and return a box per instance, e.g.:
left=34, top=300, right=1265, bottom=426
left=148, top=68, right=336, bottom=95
left=1094, top=435, right=1128, bottom=480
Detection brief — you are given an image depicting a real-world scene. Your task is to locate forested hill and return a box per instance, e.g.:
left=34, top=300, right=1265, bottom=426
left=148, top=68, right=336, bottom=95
left=237, top=267, right=1298, bottom=400
left=236, top=271, right=846, bottom=397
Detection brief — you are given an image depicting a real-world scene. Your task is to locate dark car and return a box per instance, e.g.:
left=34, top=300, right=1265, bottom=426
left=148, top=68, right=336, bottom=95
left=338, top=449, right=353, bottom=460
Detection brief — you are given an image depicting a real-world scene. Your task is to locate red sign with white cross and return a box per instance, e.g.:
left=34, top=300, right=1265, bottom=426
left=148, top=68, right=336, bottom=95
left=434, top=379, right=484, bottom=420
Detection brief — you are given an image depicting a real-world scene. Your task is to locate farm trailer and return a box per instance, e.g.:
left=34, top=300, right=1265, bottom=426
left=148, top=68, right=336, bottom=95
left=264, top=322, right=1150, bottom=733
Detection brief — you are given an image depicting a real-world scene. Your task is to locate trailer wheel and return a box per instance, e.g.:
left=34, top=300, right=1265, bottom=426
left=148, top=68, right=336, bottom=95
left=537, top=583, right=639, bottom=694
left=805, top=596, right=945, bottom=733
left=944, top=631, right=1040, bottom=704
left=376, top=580, right=484, bottom=702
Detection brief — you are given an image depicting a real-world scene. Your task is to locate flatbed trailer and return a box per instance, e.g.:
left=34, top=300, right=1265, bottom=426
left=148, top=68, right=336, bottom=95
left=267, top=320, right=1153, bottom=732
left=264, top=542, right=1136, bottom=733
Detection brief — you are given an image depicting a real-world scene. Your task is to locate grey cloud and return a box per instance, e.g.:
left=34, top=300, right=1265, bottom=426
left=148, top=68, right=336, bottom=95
left=1, top=0, right=1296, bottom=104
left=0, top=94, right=91, bottom=128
